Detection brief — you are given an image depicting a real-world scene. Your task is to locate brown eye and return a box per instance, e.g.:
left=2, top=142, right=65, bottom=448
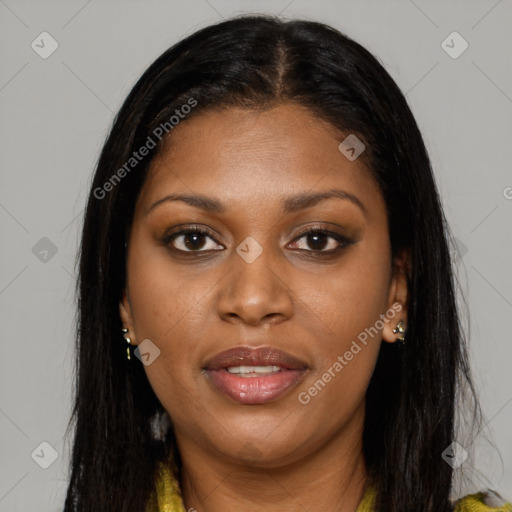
left=164, top=227, right=224, bottom=253
left=289, top=228, right=353, bottom=253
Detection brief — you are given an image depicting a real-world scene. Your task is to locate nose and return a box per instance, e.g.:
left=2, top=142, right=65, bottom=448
left=217, top=244, right=294, bottom=327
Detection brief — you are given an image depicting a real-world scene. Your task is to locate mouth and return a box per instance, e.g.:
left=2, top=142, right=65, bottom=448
left=203, top=346, right=308, bottom=405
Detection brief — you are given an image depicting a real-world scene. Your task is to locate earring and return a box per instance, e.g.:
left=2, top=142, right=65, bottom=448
left=392, top=321, right=406, bottom=343
left=121, top=327, right=132, bottom=360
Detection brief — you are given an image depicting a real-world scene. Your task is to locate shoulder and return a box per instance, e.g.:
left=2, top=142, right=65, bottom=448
left=356, top=485, right=512, bottom=512
left=453, top=489, right=512, bottom=512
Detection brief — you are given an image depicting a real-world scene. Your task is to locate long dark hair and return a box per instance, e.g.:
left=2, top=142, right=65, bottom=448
left=64, top=15, right=482, bottom=512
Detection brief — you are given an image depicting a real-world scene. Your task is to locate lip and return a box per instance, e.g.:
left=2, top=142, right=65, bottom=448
left=204, top=346, right=308, bottom=371
left=203, top=346, right=308, bottom=405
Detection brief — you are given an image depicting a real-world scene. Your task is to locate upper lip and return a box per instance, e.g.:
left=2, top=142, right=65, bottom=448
left=204, top=345, right=308, bottom=371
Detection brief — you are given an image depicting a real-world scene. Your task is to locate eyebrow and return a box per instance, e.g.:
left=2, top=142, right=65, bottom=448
left=145, top=188, right=367, bottom=217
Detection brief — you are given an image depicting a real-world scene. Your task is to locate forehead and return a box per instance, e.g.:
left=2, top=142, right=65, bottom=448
left=137, top=104, right=381, bottom=215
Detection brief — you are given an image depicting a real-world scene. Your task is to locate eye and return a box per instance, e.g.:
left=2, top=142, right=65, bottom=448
left=163, top=226, right=224, bottom=253
left=162, top=225, right=354, bottom=257
left=289, top=227, right=353, bottom=254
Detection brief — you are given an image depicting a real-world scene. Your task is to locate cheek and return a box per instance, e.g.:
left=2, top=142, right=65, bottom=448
left=292, top=278, right=387, bottom=432
left=304, top=238, right=392, bottom=350
left=127, top=266, right=209, bottom=418
left=125, top=231, right=227, bottom=415
left=299, top=279, right=385, bottom=398
left=293, top=236, right=390, bottom=405
left=126, top=221, right=209, bottom=339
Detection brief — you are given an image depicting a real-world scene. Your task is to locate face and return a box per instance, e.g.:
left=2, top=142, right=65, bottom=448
left=120, top=103, right=408, bottom=468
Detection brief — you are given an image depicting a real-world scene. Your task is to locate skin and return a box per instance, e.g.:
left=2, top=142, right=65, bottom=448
left=119, top=103, right=409, bottom=512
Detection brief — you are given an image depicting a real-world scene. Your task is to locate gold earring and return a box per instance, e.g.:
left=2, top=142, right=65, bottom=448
left=392, top=321, right=406, bottom=342
left=121, top=327, right=132, bottom=360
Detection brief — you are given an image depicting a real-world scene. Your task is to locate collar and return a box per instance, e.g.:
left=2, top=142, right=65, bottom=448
left=146, top=458, right=512, bottom=512
left=146, top=459, right=376, bottom=512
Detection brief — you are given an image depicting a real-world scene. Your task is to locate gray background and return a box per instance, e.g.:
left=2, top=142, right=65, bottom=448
left=1, top=1, right=511, bottom=510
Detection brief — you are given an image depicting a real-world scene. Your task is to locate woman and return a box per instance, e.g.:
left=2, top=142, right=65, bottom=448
left=63, top=15, right=512, bottom=512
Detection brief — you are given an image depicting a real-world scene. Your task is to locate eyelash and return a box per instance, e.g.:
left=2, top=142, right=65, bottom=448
left=161, top=225, right=354, bottom=258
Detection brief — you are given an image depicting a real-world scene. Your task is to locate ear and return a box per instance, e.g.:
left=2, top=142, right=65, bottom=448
left=382, top=249, right=410, bottom=344
left=119, top=288, right=137, bottom=345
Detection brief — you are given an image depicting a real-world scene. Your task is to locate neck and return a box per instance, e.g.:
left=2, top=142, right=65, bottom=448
left=177, top=404, right=368, bottom=512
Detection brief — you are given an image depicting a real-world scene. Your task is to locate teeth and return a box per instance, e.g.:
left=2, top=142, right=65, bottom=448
left=227, top=365, right=281, bottom=376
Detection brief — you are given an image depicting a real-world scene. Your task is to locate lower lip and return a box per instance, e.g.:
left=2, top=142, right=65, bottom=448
left=205, top=368, right=307, bottom=405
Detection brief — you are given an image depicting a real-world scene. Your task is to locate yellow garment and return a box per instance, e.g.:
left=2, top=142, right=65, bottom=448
left=146, top=458, right=512, bottom=512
